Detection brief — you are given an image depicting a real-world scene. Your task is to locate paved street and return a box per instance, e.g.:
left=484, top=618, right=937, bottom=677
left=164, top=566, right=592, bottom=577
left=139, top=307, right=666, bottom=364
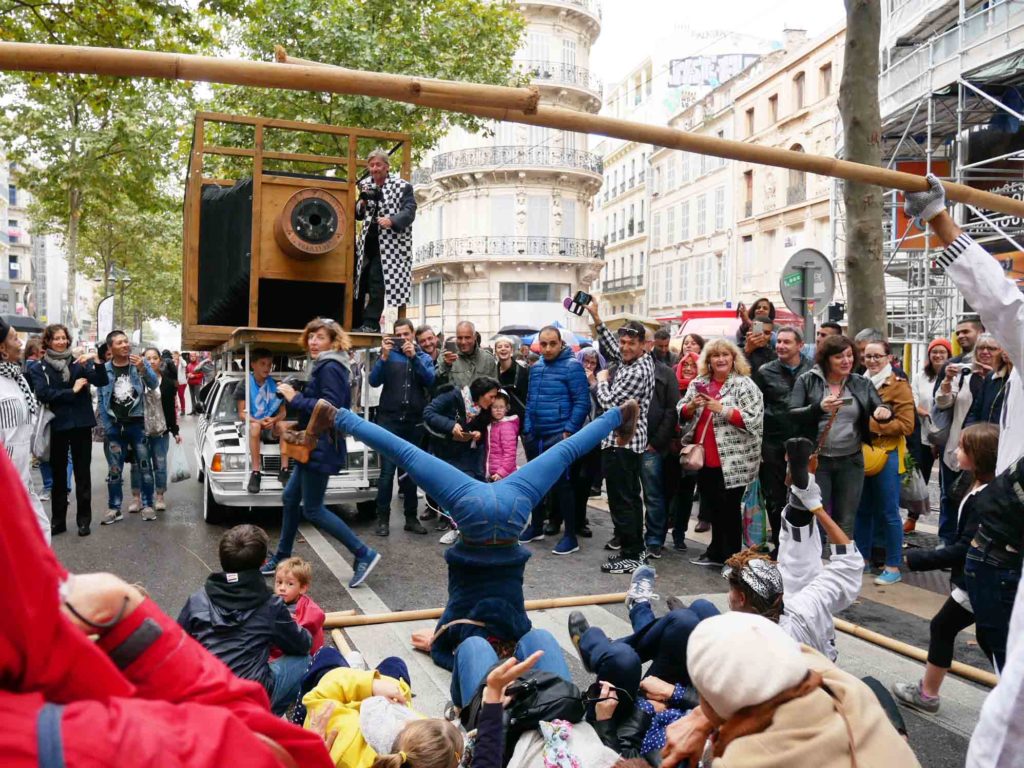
left=50, top=416, right=988, bottom=767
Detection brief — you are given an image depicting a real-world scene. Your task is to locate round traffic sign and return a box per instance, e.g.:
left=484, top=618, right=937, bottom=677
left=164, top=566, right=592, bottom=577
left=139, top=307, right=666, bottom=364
left=779, top=248, right=835, bottom=318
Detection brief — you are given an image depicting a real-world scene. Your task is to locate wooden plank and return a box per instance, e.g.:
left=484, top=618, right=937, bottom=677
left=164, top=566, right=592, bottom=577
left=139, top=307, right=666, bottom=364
left=248, top=123, right=264, bottom=327
left=202, top=143, right=255, bottom=158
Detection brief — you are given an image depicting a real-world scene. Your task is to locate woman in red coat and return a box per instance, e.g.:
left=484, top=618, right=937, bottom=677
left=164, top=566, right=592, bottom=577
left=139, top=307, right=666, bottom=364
left=0, top=450, right=333, bottom=768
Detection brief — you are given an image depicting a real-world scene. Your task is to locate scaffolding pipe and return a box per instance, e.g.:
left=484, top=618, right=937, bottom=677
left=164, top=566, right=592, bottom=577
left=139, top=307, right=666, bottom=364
left=3, top=41, right=1024, bottom=217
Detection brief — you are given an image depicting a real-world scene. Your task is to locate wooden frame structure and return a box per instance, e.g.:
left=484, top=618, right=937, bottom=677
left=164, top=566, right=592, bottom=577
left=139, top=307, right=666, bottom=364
left=182, top=112, right=413, bottom=350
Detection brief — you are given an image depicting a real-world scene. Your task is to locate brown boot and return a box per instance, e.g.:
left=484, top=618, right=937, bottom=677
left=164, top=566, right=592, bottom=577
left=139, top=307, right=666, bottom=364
left=903, top=517, right=916, bottom=534
left=614, top=399, right=640, bottom=447
left=306, top=399, right=339, bottom=440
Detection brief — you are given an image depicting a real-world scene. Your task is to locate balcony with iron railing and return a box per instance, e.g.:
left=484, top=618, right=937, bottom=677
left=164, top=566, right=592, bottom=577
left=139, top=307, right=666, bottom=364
left=522, top=0, right=602, bottom=25
left=517, top=59, right=602, bottom=97
left=411, top=167, right=433, bottom=186
left=601, top=274, right=644, bottom=293
left=414, top=236, right=604, bottom=265
left=431, top=145, right=603, bottom=179
left=879, top=0, right=1024, bottom=120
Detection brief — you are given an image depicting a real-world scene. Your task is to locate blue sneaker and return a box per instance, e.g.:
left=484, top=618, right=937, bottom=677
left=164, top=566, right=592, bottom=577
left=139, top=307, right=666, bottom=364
left=259, top=555, right=281, bottom=576
left=552, top=536, right=580, bottom=555
left=874, top=569, right=902, bottom=586
left=519, top=523, right=545, bottom=543
left=349, top=549, right=381, bottom=588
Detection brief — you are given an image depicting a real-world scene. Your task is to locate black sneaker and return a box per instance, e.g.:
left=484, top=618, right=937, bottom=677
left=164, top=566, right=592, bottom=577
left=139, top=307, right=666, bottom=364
left=647, top=545, right=664, bottom=559
left=673, top=539, right=688, bottom=552
left=543, top=522, right=560, bottom=537
left=578, top=523, right=593, bottom=538
left=604, top=536, right=621, bottom=551
left=601, top=553, right=644, bottom=574
left=404, top=519, right=428, bottom=535
left=690, top=553, right=723, bottom=567
left=567, top=610, right=592, bottom=672
left=247, top=471, right=262, bottom=493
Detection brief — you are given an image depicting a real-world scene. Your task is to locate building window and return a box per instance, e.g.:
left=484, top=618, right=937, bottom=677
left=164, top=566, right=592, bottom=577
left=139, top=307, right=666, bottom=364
left=793, top=72, right=806, bottom=110
left=423, top=279, right=442, bottom=305
left=696, top=195, right=707, bottom=237
left=787, top=145, right=807, bottom=205
left=679, top=259, right=687, bottom=302
left=666, top=156, right=676, bottom=191
left=745, top=107, right=755, bottom=137
left=666, top=207, right=676, bottom=245
left=680, top=152, right=690, bottom=183
left=714, top=186, right=725, bottom=231
left=716, top=131, right=726, bottom=167
left=500, top=282, right=571, bottom=302
left=408, top=283, right=420, bottom=307
left=665, top=264, right=674, bottom=304
left=7, top=185, right=15, bottom=206
left=680, top=200, right=690, bottom=241
left=743, top=170, right=754, bottom=217
left=717, top=254, right=727, bottom=299
left=651, top=266, right=661, bottom=302
left=652, top=212, right=662, bottom=249
left=819, top=63, right=832, bottom=97
left=9, top=255, right=19, bottom=280
left=8, top=219, right=19, bottom=244
left=742, top=235, right=754, bottom=283
left=768, top=94, right=778, bottom=124
left=528, top=31, right=550, bottom=62
left=562, top=38, right=577, bottom=67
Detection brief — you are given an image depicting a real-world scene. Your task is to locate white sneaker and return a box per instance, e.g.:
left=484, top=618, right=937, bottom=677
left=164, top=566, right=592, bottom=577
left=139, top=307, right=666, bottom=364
left=439, top=529, right=459, bottom=545
left=155, top=496, right=167, bottom=511
left=128, top=499, right=141, bottom=513
left=39, top=489, right=51, bottom=501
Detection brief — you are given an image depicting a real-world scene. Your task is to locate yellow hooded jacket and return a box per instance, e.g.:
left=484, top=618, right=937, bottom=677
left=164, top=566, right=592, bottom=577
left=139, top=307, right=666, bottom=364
left=302, top=667, right=415, bottom=768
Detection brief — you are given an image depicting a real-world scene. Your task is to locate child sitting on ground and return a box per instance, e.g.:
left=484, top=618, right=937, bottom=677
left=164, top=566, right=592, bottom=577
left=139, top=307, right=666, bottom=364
left=486, top=391, right=519, bottom=481
left=178, top=524, right=312, bottom=715
left=270, top=556, right=326, bottom=661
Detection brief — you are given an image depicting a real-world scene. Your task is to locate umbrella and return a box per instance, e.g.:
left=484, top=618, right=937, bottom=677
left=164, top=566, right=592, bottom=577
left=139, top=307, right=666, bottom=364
left=529, top=326, right=583, bottom=353
left=496, top=324, right=539, bottom=337
left=3, top=314, right=43, bottom=333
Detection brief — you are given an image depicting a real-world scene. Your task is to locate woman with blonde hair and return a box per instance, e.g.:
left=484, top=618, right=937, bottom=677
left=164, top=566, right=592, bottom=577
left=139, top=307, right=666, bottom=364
left=263, top=318, right=381, bottom=589
left=677, top=338, right=764, bottom=566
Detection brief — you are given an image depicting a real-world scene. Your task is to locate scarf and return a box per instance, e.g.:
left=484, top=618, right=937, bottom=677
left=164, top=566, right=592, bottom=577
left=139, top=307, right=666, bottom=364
left=0, top=361, right=37, bottom=416
left=44, top=348, right=73, bottom=383
left=867, top=363, right=892, bottom=392
left=712, top=670, right=858, bottom=768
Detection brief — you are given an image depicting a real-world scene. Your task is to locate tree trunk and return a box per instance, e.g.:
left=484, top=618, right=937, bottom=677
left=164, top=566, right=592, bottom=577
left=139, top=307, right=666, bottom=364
left=839, top=0, right=887, bottom=336
left=65, top=185, right=80, bottom=329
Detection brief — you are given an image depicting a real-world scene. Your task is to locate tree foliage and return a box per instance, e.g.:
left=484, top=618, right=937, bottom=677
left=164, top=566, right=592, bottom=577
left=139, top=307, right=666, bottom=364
left=211, top=0, right=526, bottom=159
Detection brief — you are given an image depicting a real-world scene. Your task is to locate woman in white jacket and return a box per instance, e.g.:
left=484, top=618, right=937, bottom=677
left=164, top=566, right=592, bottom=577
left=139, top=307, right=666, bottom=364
left=0, top=317, right=49, bottom=542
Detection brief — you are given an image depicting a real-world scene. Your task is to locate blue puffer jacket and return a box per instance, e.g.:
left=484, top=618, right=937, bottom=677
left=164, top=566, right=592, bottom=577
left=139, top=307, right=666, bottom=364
left=290, top=351, right=351, bottom=474
left=523, top=346, right=590, bottom=438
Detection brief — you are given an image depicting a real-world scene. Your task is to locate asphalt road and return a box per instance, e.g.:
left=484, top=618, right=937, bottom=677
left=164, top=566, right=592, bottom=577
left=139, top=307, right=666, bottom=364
left=48, top=416, right=990, bottom=767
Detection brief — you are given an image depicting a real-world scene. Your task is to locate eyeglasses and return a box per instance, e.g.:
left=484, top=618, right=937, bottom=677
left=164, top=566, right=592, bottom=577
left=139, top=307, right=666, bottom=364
left=863, top=354, right=886, bottom=361
left=976, top=345, right=1000, bottom=352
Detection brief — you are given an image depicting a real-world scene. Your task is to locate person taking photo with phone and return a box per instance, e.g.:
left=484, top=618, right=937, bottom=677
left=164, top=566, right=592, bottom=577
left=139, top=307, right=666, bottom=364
left=435, top=321, right=497, bottom=390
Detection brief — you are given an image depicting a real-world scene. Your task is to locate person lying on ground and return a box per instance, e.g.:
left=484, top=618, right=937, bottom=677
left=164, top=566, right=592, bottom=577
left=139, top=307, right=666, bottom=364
left=660, top=612, right=920, bottom=768
left=300, top=394, right=639, bottom=671
left=0, top=450, right=332, bottom=768
left=178, top=524, right=312, bottom=715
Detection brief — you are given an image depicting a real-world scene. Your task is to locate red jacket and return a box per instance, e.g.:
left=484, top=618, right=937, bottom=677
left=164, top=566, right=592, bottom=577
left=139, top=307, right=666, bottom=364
left=270, top=594, right=325, bottom=661
left=0, top=452, right=333, bottom=768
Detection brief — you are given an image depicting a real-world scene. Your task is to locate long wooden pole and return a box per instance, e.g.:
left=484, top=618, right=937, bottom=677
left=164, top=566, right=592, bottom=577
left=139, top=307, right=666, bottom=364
left=0, top=41, right=540, bottom=114
left=323, top=592, right=629, bottom=628
left=4, top=41, right=1022, bottom=216
left=274, top=48, right=1024, bottom=218
left=834, top=617, right=997, bottom=687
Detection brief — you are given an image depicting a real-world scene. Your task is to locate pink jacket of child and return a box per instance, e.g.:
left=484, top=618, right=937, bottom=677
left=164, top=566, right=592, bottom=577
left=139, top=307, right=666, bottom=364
left=487, top=415, right=520, bottom=479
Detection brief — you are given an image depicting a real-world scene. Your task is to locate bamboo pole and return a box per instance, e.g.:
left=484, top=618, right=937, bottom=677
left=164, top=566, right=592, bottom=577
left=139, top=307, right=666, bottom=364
left=3, top=40, right=1022, bottom=216
left=323, top=592, right=629, bottom=628
left=834, top=617, right=997, bottom=687
left=0, top=41, right=540, bottom=114
left=331, top=628, right=354, bottom=656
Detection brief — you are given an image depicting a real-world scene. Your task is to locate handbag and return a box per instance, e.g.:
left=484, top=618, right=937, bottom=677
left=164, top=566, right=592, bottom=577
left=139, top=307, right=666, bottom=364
left=742, top=478, right=768, bottom=549
left=679, top=412, right=712, bottom=473
left=460, top=669, right=585, bottom=750
left=31, top=405, right=55, bottom=461
left=142, top=387, right=167, bottom=437
left=862, top=443, right=889, bottom=477
left=808, top=408, right=840, bottom=475
left=927, top=405, right=952, bottom=448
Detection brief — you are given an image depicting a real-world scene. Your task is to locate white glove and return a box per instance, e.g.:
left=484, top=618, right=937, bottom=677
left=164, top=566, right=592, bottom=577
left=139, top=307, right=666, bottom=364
left=790, top=476, right=823, bottom=511
left=904, top=172, right=946, bottom=223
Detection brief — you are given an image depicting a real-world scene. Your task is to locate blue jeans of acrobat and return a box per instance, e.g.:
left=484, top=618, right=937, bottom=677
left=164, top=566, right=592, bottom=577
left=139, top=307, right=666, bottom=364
left=641, top=450, right=667, bottom=548
left=274, top=463, right=369, bottom=560
left=333, top=406, right=623, bottom=544
left=106, top=421, right=154, bottom=510
left=269, top=654, right=311, bottom=715
left=450, top=628, right=570, bottom=708
left=578, top=598, right=720, bottom=697
left=853, top=451, right=903, bottom=568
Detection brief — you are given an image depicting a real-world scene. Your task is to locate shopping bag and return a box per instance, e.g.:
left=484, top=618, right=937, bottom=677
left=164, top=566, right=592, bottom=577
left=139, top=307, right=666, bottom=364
left=168, top=439, right=191, bottom=483
left=742, top=478, right=768, bottom=550
left=31, top=406, right=55, bottom=461
left=900, top=468, right=930, bottom=517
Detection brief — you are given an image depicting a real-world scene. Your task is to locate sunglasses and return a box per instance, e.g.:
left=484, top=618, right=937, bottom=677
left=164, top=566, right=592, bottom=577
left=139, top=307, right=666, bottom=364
left=617, top=327, right=641, bottom=339
left=584, top=681, right=635, bottom=706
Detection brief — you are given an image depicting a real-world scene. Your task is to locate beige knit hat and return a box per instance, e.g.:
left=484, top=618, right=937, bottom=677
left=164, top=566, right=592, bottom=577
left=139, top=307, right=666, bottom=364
left=687, top=612, right=810, bottom=719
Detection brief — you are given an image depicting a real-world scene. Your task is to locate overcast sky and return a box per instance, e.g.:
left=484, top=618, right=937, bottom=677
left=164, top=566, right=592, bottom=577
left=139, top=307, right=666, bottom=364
left=590, top=0, right=846, bottom=85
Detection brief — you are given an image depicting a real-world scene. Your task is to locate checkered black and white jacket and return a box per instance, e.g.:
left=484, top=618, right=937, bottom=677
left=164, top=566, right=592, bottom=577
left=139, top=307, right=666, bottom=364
left=594, top=324, right=655, bottom=453
left=355, top=173, right=417, bottom=306
left=678, top=372, right=764, bottom=488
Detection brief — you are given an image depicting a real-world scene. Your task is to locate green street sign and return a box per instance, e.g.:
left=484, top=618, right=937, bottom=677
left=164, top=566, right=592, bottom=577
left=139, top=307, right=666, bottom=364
left=782, top=272, right=803, bottom=287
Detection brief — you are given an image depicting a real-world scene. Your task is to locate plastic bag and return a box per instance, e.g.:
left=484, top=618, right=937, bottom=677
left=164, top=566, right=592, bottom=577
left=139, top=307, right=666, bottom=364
left=900, top=468, right=930, bottom=517
left=742, top=478, right=768, bottom=550
left=168, top=438, right=191, bottom=483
